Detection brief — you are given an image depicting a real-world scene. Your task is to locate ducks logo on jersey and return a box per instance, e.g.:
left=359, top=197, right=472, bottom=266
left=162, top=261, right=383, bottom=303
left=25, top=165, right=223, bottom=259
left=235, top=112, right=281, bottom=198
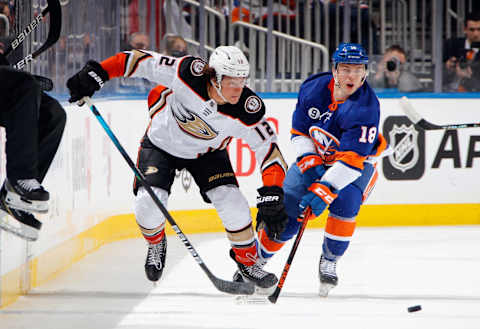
left=172, top=104, right=218, bottom=140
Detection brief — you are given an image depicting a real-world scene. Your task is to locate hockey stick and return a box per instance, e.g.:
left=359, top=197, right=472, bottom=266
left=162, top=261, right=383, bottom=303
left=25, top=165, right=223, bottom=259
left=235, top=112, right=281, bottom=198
left=268, top=207, right=312, bottom=304
left=82, top=97, right=255, bottom=296
left=399, top=96, right=480, bottom=130
left=4, top=0, right=62, bottom=70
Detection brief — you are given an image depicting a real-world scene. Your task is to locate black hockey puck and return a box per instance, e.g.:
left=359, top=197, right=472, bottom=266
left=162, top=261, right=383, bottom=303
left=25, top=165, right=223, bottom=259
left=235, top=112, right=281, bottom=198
left=407, top=305, right=422, bottom=312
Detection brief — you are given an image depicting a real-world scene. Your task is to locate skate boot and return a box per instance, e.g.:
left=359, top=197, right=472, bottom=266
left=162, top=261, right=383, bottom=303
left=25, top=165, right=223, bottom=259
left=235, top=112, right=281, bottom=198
left=0, top=193, right=42, bottom=241
left=318, top=255, right=338, bottom=297
left=233, top=257, right=267, bottom=283
left=144, top=235, right=167, bottom=282
left=4, top=179, right=49, bottom=213
left=230, top=249, right=277, bottom=294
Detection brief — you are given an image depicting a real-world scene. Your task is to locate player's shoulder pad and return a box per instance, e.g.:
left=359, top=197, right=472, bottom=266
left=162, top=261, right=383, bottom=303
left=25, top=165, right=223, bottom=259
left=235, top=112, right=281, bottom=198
left=347, top=93, right=380, bottom=128
left=218, top=88, right=265, bottom=126
left=177, top=56, right=209, bottom=100
left=298, top=72, right=333, bottom=102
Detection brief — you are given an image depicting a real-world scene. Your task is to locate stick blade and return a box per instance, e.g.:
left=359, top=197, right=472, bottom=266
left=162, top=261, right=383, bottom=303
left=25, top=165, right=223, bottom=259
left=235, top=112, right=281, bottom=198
left=214, top=278, right=255, bottom=295
left=399, top=96, right=422, bottom=124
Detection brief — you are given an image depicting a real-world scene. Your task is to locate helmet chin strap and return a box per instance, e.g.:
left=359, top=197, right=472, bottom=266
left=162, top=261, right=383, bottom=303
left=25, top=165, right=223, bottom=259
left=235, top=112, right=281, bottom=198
left=212, top=77, right=228, bottom=103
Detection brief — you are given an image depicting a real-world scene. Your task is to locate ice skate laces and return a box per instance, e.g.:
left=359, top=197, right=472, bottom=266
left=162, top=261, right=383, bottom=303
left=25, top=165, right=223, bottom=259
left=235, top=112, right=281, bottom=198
left=17, top=179, right=42, bottom=192
left=244, top=260, right=269, bottom=279
left=320, top=257, right=337, bottom=276
left=147, top=241, right=165, bottom=270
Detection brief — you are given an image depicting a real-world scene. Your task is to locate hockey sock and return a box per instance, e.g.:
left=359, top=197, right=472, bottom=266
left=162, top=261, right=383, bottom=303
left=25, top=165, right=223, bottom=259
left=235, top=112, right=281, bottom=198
left=231, top=241, right=259, bottom=266
left=139, top=223, right=165, bottom=244
left=322, top=215, right=356, bottom=261
left=257, top=227, right=286, bottom=260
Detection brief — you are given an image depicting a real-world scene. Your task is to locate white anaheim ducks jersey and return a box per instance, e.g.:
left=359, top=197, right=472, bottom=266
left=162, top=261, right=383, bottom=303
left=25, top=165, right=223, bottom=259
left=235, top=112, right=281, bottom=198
left=101, top=50, right=287, bottom=180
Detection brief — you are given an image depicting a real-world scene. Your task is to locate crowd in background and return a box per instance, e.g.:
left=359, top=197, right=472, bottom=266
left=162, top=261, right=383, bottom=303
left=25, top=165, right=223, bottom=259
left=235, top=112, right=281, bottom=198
left=2, top=0, right=480, bottom=94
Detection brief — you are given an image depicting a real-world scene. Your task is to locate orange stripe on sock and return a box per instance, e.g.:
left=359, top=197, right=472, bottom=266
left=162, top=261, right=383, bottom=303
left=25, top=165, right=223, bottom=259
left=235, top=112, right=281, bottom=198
left=258, top=228, right=285, bottom=253
left=325, top=216, right=356, bottom=237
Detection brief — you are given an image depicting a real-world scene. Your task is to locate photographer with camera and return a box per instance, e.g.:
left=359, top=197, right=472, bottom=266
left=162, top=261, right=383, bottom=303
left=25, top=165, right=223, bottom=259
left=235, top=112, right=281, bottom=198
left=369, top=45, right=422, bottom=92
left=443, top=12, right=480, bottom=92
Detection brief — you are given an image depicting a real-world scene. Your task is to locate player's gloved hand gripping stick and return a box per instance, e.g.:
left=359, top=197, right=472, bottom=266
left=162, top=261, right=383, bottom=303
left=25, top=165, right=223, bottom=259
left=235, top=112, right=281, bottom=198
left=81, top=97, right=255, bottom=296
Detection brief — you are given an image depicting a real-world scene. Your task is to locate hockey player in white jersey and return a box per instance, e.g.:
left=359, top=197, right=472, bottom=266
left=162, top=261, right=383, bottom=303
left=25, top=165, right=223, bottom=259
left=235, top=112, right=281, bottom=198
left=66, top=46, right=289, bottom=292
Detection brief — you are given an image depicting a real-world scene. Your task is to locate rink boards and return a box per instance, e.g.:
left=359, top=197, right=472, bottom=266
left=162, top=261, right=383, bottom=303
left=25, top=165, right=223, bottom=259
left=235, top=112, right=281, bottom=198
left=0, top=95, right=479, bottom=308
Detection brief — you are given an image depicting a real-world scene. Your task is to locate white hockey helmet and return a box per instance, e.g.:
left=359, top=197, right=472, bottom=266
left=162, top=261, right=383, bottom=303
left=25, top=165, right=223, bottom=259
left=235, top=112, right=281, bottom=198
left=208, top=46, right=250, bottom=85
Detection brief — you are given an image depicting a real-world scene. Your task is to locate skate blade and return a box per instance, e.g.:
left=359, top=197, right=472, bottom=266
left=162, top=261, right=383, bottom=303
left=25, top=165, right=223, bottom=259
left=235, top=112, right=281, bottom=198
left=0, top=215, right=38, bottom=241
left=319, top=283, right=335, bottom=297
left=234, top=295, right=269, bottom=305
left=5, top=192, right=49, bottom=214
left=254, top=285, right=276, bottom=296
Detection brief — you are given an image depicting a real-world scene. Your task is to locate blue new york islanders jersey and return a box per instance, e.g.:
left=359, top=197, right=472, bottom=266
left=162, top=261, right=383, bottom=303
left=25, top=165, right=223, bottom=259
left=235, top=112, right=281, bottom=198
left=291, top=72, right=381, bottom=173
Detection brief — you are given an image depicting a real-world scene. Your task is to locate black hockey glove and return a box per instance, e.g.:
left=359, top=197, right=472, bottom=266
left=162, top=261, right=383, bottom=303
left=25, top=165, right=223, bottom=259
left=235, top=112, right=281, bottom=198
left=66, top=60, right=109, bottom=104
left=256, top=185, right=288, bottom=240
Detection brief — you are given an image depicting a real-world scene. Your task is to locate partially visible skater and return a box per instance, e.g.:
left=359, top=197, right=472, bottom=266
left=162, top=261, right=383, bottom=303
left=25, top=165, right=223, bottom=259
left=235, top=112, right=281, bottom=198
left=66, top=46, right=289, bottom=293
left=0, top=53, right=66, bottom=241
left=253, top=43, right=389, bottom=296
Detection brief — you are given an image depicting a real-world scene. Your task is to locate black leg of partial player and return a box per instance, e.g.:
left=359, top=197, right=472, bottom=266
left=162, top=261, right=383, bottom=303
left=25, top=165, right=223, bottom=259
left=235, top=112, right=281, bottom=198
left=4, top=0, right=62, bottom=69
left=83, top=97, right=255, bottom=296
left=268, top=208, right=311, bottom=304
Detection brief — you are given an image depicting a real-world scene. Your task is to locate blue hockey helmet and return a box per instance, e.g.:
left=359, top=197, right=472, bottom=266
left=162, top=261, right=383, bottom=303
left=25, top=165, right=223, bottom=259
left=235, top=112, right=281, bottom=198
left=332, top=43, right=369, bottom=66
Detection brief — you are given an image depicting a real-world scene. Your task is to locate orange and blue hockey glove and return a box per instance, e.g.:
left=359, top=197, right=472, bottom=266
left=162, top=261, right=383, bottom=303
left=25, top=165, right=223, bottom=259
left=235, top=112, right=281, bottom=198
left=297, top=153, right=326, bottom=187
left=299, top=181, right=338, bottom=217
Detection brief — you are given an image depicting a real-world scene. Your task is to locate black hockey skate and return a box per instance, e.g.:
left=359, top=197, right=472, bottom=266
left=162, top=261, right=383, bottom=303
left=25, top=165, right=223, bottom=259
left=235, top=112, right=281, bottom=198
left=318, top=255, right=338, bottom=297
left=230, top=249, right=277, bottom=294
left=4, top=178, right=49, bottom=213
left=0, top=190, right=42, bottom=241
left=233, top=257, right=268, bottom=283
left=144, top=235, right=167, bottom=282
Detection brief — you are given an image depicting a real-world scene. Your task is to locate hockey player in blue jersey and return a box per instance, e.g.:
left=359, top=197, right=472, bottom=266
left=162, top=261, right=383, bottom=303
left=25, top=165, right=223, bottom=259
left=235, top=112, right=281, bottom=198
left=253, top=43, right=389, bottom=296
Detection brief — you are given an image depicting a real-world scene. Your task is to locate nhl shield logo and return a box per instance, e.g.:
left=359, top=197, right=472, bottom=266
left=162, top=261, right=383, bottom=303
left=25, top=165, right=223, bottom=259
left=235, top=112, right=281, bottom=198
left=383, top=116, right=425, bottom=180
left=388, top=124, right=419, bottom=172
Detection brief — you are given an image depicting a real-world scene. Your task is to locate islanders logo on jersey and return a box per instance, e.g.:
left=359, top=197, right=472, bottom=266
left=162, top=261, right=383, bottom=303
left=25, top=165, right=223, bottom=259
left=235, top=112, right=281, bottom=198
left=172, top=104, right=218, bottom=140
left=309, top=126, right=340, bottom=165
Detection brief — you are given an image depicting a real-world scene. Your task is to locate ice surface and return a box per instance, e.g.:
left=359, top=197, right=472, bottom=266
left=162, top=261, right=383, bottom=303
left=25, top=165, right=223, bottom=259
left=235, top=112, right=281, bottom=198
left=1, top=226, right=479, bottom=329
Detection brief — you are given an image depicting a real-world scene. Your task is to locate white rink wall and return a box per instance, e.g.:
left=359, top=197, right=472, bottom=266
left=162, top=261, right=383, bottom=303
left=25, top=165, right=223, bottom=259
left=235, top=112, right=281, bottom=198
left=0, top=96, right=479, bottom=306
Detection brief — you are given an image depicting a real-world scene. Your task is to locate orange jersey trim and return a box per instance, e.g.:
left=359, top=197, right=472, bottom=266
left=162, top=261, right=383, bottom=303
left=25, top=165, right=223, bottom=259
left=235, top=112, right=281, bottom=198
left=262, top=163, right=285, bottom=187
left=327, top=78, right=345, bottom=111
left=291, top=128, right=309, bottom=137
left=335, top=150, right=367, bottom=170
left=371, top=133, right=388, bottom=157
left=101, top=53, right=128, bottom=79
left=325, top=216, right=356, bottom=237
left=148, top=85, right=168, bottom=108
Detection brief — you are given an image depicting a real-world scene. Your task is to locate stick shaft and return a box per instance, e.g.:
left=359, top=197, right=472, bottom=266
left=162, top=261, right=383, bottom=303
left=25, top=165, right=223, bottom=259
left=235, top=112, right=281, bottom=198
left=268, top=208, right=311, bottom=303
left=84, top=97, right=254, bottom=295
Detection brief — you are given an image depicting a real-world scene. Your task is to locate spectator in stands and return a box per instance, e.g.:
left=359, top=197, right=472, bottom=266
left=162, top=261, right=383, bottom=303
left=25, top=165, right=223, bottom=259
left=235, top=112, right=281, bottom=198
left=119, top=32, right=153, bottom=92
left=369, top=45, right=423, bottom=92
left=125, top=32, right=150, bottom=51
left=0, top=13, right=8, bottom=37
left=0, top=1, right=12, bottom=27
left=164, top=34, right=188, bottom=57
left=443, top=11, right=480, bottom=92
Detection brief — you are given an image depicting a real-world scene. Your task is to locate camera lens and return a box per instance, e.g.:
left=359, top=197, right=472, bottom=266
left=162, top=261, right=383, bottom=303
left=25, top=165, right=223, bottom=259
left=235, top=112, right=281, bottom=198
left=459, top=61, right=469, bottom=69
left=386, top=60, right=396, bottom=71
